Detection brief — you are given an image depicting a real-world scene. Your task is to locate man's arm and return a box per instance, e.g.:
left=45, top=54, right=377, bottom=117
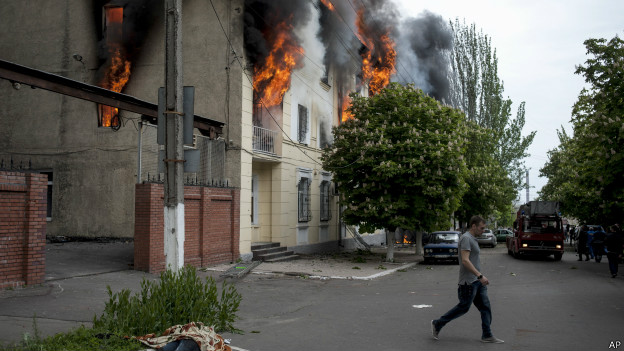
left=461, top=250, right=489, bottom=285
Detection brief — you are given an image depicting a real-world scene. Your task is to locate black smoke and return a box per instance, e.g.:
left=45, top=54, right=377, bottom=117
left=243, top=0, right=312, bottom=68
left=317, top=0, right=399, bottom=95
left=93, top=0, right=161, bottom=66
left=397, top=11, right=453, bottom=102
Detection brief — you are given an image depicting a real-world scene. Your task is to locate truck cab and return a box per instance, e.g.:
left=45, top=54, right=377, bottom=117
left=507, top=201, right=565, bottom=261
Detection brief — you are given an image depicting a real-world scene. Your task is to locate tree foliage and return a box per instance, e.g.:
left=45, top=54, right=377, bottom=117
left=322, top=83, right=468, bottom=234
left=540, top=35, right=624, bottom=224
left=447, top=19, right=535, bottom=223
left=454, top=122, right=516, bottom=225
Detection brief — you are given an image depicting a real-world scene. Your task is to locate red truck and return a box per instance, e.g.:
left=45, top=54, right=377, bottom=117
left=507, top=201, right=565, bottom=261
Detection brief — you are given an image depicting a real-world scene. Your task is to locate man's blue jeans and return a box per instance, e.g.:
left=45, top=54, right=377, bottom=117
left=433, top=280, right=493, bottom=338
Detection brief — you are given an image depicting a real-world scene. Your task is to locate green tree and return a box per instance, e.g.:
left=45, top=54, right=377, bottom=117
left=322, top=83, right=468, bottom=260
left=540, top=35, right=624, bottom=224
left=448, top=19, right=535, bottom=221
left=454, top=121, right=516, bottom=226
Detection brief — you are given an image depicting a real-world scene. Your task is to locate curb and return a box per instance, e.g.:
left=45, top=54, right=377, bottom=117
left=205, top=261, right=418, bottom=281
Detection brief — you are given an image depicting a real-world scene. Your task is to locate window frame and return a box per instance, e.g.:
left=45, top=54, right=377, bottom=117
left=320, top=180, right=331, bottom=222
left=298, top=176, right=312, bottom=223
left=297, top=104, right=308, bottom=144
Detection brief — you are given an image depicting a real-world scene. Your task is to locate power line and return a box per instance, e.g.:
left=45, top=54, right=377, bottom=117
left=209, top=0, right=324, bottom=167
left=208, top=1, right=384, bottom=170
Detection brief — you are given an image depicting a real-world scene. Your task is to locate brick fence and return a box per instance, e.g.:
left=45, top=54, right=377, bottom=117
left=0, top=171, right=47, bottom=289
left=134, top=183, right=240, bottom=273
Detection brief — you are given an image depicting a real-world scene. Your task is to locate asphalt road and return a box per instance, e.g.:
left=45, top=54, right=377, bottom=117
left=223, top=246, right=624, bottom=351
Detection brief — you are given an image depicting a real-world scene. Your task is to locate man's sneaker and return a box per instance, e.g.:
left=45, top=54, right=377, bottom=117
left=481, top=336, right=504, bottom=343
left=431, top=320, right=439, bottom=340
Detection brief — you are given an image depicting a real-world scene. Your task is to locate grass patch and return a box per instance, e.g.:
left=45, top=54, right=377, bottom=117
left=1, top=266, right=242, bottom=351
left=0, top=324, right=144, bottom=351
left=351, top=256, right=367, bottom=263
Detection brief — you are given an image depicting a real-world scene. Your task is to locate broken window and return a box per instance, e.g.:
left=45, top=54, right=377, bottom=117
left=98, top=5, right=127, bottom=128
left=298, top=104, right=308, bottom=144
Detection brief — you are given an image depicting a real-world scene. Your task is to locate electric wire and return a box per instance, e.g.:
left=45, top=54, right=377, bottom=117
left=209, top=0, right=323, bottom=166
left=209, top=0, right=369, bottom=170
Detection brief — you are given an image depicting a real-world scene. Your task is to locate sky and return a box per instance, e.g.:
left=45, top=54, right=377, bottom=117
left=393, top=0, right=624, bottom=202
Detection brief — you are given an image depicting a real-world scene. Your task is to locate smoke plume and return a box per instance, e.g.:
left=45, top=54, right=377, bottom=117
left=397, top=11, right=453, bottom=102
left=93, top=0, right=160, bottom=66
left=243, top=0, right=312, bottom=70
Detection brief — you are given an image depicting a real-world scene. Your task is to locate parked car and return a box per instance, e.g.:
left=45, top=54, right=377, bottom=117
left=423, top=231, right=460, bottom=264
left=476, top=229, right=497, bottom=247
left=494, top=229, right=513, bottom=243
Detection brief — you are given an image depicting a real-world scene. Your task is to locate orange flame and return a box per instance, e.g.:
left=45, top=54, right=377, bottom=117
left=98, top=7, right=131, bottom=127
left=319, top=0, right=335, bottom=11
left=253, top=20, right=304, bottom=108
left=341, top=94, right=353, bottom=122
left=355, top=9, right=396, bottom=96
left=396, top=233, right=414, bottom=244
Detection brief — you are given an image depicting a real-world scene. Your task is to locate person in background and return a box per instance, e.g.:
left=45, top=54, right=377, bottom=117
left=605, top=225, right=622, bottom=278
left=592, top=229, right=606, bottom=263
left=577, top=225, right=590, bottom=261
left=587, top=227, right=595, bottom=259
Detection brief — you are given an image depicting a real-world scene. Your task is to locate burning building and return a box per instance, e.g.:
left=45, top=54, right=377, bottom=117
left=1, top=0, right=454, bottom=262
left=0, top=1, right=244, bottom=245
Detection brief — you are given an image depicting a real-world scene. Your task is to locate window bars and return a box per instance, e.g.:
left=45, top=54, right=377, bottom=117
left=298, top=177, right=312, bottom=222
left=320, top=180, right=332, bottom=221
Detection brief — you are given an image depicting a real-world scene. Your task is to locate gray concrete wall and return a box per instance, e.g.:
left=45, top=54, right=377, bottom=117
left=0, top=0, right=244, bottom=238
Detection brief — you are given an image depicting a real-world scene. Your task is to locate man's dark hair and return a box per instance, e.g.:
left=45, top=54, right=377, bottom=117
left=469, top=215, right=485, bottom=228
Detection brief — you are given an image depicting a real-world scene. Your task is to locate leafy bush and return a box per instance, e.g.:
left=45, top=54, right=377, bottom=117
left=93, top=265, right=242, bottom=336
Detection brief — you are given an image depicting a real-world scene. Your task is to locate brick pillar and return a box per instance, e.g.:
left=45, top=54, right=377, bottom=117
left=24, top=173, right=47, bottom=285
left=134, top=183, right=165, bottom=273
left=231, top=188, right=240, bottom=261
left=134, top=183, right=240, bottom=273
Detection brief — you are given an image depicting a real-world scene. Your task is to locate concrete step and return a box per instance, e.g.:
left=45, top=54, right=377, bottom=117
left=251, top=242, right=280, bottom=251
left=264, top=254, right=300, bottom=263
left=257, top=249, right=297, bottom=261
left=252, top=246, right=287, bottom=260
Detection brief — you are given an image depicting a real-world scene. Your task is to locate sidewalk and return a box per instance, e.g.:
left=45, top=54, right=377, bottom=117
left=206, top=246, right=420, bottom=280
left=0, top=241, right=421, bottom=345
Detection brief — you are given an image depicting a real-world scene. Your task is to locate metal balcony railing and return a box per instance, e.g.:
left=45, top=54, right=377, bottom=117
left=252, top=126, right=278, bottom=155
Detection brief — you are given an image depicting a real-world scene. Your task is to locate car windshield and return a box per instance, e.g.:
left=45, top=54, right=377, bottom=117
left=527, top=219, right=561, bottom=233
left=588, top=225, right=604, bottom=232
left=432, top=233, right=459, bottom=244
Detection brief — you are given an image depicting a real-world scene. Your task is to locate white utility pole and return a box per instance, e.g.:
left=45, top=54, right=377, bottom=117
left=526, top=170, right=530, bottom=204
left=164, top=0, right=184, bottom=271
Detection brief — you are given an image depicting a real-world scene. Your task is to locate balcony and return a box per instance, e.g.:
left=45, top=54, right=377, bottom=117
left=252, top=125, right=279, bottom=156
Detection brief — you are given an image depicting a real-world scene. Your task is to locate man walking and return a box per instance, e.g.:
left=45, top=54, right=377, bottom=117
left=431, top=215, right=504, bottom=343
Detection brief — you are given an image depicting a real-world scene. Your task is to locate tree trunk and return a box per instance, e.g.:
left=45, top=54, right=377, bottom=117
left=386, top=228, right=395, bottom=262
left=415, top=231, right=423, bottom=256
